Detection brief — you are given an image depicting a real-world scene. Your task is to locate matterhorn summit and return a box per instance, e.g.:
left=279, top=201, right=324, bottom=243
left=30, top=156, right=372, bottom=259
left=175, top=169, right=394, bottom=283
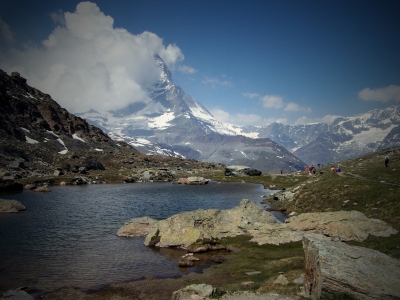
left=80, top=54, right=306, bottom=173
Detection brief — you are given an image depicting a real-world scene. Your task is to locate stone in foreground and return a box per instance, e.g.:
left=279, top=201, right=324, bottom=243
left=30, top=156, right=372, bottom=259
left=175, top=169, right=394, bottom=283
left=172, top=284, right=214, bottom=300
left=303, top=234, right=400, bottom=300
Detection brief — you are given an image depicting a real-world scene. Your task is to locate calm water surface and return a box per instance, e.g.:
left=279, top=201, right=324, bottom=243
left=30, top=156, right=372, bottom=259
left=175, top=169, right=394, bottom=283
left=0, top=181, right=272, bottom=292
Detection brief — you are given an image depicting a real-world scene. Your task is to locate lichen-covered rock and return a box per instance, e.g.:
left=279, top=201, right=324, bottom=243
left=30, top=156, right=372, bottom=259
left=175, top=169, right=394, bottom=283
left=302, top=234, right=400, bottom=300
left=249, top=210, right=398, bottom=245
left=0, top=199, right=26, bottom=212
left=144, top=199, right=279, bottom=248
left=116, top=216, right=158, bottom=237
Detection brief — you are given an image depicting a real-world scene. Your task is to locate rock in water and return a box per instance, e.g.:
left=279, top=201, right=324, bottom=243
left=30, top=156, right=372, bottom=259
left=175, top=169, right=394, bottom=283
left=0, top=199, right=26, bottom=212
left=144, top=199, right=279, bottom=248
left=176, top=176, right=209, bottom=185
left=116, top=216, right=158, bottom=237
left=303, top=234, right=400, bottom=299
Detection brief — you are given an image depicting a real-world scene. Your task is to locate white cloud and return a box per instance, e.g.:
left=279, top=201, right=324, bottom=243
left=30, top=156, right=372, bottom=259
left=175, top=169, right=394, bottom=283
left=243, top=92, right=260, bottom=98
left=358, top=85, right=400, bottom=102
left=0, top=2, right=184, bottom=113
left=234, top=113, right=263, bottom=126
left=261, top=95, right=283, bottom=108
left=294, top=114, right=340, bottom=125
left=202, top=76, right=232, bottom=87
left=210, top=108, right=232, bottom=123
left=51, top=10, right=66, bottom=26
left=0, top=17, right=14, bottom=45
left=284, top=102, right=311, bottom=112
left=178, top=65, right=197, bottom=74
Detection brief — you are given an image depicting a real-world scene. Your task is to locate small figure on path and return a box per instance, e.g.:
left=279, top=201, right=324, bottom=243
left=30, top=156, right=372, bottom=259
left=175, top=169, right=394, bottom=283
left=385, top=155, right=389, bottom=167
left=280, top=169, right=283, bottom=174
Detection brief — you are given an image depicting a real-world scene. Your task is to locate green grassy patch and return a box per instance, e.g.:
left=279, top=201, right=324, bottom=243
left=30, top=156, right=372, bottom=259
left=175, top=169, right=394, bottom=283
left=199, top=235, right=304, bottom=295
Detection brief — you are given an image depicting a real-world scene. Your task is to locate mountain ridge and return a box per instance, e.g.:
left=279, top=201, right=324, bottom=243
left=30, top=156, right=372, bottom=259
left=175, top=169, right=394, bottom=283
left=79, top=55, right=307, bottom=173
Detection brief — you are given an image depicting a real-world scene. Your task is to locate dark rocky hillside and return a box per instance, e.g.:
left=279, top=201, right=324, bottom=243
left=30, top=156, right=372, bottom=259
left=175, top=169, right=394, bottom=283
left=0, top=70, right=224, bottom=183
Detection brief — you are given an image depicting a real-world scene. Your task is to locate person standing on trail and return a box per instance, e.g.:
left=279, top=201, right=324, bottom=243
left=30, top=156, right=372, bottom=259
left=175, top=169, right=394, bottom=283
left=385, top=155, right=390, bottom=167
left=280, top=169, right=283, bottom=174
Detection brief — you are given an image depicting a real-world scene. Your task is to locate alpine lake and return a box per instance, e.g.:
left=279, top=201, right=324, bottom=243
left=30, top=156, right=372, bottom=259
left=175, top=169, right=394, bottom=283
left=0, top=181, right=277, bottom=293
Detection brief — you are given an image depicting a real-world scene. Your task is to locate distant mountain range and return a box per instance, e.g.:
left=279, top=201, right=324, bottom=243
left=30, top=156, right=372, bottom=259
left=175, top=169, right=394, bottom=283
left=5, top=56, right=397, bottom=177
left=79, top=54, right=400, bottom=171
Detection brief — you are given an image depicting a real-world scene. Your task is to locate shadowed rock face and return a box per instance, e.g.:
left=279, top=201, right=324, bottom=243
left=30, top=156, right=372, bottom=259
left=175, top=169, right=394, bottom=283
left=303, top=234, right=400, bottom=300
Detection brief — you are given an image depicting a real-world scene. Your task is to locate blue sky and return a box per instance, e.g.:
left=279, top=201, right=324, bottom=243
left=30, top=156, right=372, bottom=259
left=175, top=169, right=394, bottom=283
left=0, top=0, right=399, bottom=126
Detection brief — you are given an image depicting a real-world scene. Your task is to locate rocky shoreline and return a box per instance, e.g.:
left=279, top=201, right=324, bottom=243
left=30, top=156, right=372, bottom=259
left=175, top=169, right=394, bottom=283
left=3, top=199, right=399, bottom=299
left=111, top=199, right=399, bottom=299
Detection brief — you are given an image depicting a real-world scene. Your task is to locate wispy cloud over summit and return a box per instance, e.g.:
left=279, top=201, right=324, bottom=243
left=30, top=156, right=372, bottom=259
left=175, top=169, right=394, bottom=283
left=0, top=2, right=184, bottom=113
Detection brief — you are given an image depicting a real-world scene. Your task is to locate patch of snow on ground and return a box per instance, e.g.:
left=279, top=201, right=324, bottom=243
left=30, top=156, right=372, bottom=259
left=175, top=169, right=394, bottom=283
left=46, top=130, right=58, bottom=137
left=241, top=151, right=247, bottom=157
left=26, top=136, right=39, bottom=144
left=136, top=138, right=152, bottom=145
left=95, top=148, right=103, bottom=151
left=57, top=138, right=66, bottom=147
left=72, top=133, right=85, bottom=143
left=58, top=149, right=68, bottom=155
left=21, top=127, right=30, bottom=133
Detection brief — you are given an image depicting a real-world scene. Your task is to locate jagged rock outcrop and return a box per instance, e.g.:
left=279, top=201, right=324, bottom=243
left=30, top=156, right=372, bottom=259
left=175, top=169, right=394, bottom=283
left=0, top=199, right=26, bottom=212
left=144, top=199, right=279, bottom=248
left=116, top=216, right=158, bottom=237
left=303, top=234, right=400, bottom=300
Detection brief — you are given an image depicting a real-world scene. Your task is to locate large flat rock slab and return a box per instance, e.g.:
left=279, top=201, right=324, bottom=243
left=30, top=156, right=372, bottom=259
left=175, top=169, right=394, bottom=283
left=302, top=234, right=400, bottom=299
left=249, top=210, right=398, bottom=245
left=144, top=199, right=279, bottom=248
